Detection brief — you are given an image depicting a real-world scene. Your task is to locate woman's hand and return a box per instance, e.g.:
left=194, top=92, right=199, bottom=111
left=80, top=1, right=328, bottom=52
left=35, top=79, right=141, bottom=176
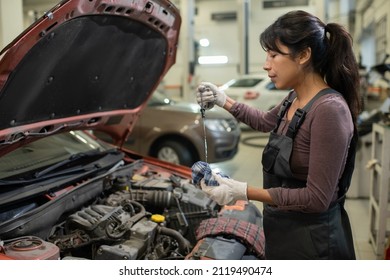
left=200, top=173, right=248, bottom=205
left=196, top=82, right=227, bottom=110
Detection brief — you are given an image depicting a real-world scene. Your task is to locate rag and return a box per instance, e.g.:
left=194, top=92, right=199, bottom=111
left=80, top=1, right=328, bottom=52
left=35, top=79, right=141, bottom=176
left=191, top=161, right=229, bottom=187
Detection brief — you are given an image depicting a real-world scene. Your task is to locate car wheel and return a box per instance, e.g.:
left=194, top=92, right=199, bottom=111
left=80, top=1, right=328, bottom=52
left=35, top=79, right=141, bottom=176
left=153, top=140, right=195, bottom=166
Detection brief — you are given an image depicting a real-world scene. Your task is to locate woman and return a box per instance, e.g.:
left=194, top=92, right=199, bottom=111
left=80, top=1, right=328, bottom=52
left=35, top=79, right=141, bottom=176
left=195, top=10, right=361, bottom=259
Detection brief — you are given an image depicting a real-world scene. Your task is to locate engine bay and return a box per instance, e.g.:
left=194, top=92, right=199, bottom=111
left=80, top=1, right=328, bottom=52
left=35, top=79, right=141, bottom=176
left=0, top=159, right=264, bottom=260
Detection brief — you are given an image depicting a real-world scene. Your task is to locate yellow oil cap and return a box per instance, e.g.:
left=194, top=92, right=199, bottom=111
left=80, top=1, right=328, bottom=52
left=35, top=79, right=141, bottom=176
left=151, top=214, right=165, bottom=223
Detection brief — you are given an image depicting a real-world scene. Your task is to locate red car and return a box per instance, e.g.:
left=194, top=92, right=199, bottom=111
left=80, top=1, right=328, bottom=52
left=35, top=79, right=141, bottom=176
left=0, top=0, right=263, bottom=260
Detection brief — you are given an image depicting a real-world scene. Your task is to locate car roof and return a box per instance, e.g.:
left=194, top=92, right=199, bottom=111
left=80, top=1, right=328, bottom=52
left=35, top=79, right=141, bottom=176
left=220, top=73, right=269, bottom=89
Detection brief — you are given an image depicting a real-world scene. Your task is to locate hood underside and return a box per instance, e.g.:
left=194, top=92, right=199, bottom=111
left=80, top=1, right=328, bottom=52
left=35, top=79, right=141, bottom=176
left=0, top=0, right=181, bottom=155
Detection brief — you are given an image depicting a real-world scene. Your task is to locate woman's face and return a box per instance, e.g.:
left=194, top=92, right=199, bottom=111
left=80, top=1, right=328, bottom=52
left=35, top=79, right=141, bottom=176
left=262, top=43, right=302, bottom=90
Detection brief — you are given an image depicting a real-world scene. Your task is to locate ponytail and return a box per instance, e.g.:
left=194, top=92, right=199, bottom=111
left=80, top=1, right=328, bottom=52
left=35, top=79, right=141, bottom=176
left=322, top=23, right=361, bottom=125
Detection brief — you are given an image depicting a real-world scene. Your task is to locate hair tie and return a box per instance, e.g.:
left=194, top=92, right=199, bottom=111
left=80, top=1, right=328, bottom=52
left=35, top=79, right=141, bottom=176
left=323, top=24, right=329, bottom=40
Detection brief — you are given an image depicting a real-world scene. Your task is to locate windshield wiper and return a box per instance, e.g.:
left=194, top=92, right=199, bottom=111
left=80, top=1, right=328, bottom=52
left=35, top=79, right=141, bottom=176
left=33, top=149, right=116, bottom=179
left=0, top=151, right=124, bottom=205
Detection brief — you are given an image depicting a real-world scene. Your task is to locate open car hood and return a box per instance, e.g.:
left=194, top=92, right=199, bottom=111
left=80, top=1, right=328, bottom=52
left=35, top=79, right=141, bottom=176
left=0, top=0, right=181, bottom=156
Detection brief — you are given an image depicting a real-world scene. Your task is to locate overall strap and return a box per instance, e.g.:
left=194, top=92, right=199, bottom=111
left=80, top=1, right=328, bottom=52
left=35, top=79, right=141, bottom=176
left=337, top=128, right=358, bottom=200
left=286, top=88, right=336, bottom=139
left=273, top=91, right=295, bottom=133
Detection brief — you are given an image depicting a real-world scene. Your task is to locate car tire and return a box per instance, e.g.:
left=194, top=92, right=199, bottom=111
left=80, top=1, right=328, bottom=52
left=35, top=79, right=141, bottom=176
left=153, top=140, right=195, bottom=166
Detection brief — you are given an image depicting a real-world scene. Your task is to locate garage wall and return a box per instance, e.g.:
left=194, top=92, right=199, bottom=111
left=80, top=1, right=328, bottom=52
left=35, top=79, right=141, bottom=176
left=192, top=0, right=319, bottom=84
left=0, top=0, right=23, bottom=49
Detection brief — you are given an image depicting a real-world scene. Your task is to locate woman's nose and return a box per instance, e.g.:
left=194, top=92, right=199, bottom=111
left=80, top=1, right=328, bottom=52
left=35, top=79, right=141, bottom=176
left=263, top=61, right=270, bottom=71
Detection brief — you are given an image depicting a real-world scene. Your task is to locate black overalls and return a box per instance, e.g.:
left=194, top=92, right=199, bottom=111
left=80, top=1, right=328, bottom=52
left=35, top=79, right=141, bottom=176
left=261, top=88, right=357, bottom=260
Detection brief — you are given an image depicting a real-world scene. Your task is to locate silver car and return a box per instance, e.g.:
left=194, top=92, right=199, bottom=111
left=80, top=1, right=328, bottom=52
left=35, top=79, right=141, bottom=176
left=220, top=74, right=290, bottom=111
left=96, top=90, right=241, bottom=166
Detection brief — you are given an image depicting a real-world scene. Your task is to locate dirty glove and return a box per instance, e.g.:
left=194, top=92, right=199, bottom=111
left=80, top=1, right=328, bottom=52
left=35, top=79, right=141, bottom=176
left=196, top=82, right=227, bottom=110
left=201, top=173, right=248, bottom=205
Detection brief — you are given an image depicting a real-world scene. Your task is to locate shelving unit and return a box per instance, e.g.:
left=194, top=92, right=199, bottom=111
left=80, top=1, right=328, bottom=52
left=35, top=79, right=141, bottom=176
left=349, top=133, right=372, bottom=198
left=368, top=123, right=390, bottom=259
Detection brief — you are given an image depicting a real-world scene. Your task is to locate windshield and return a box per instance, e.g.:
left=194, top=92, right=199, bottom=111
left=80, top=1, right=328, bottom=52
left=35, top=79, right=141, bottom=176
left=0, top=131, right=112, bottom=180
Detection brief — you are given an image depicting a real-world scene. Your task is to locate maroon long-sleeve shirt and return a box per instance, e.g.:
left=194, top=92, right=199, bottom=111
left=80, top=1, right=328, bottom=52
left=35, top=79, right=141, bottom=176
left=229, top=92, right=354, bottom=213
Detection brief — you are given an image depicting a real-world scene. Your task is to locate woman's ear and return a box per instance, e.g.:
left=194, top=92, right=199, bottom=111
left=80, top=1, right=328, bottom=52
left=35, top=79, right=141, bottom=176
left=299, top=47, right=311, bottom=65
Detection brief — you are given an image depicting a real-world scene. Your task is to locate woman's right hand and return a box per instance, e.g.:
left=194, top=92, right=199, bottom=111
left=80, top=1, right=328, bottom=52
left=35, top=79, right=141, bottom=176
left=200, top=173, right=248, bottom=205
left=196, top=82, right=227, bottom=110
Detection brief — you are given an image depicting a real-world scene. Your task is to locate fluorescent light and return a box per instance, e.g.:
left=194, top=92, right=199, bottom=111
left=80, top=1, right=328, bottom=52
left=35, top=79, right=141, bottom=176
left=198, top=55, right=228, bottom=65
left=199, top=38, right=210, bottom=47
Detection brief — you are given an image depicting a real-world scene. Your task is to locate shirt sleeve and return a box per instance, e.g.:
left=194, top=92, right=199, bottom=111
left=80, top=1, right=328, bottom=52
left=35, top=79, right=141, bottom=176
left=267, top=95, right=354, bottom=213
left=229, top=101, right=280, bottom=132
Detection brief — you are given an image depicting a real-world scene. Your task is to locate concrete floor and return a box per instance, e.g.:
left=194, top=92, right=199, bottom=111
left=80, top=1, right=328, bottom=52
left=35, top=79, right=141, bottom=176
left=210, top=129, right=379, bottom=260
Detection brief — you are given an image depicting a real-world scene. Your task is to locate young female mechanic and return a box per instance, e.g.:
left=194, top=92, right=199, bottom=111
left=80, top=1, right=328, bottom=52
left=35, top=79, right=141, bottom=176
left=195, top=10, right=361, bottom=260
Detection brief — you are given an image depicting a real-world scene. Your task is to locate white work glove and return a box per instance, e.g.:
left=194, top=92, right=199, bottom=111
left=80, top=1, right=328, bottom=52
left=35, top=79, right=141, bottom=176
left=200, top=172, right=248, bottom=205
left=196, top=82, right=227, bottom=110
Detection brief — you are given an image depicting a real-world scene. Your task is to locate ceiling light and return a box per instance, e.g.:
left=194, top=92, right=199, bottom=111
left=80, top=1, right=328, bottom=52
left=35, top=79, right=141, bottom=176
left=198, top=56, right=228, bottom=65
left=199, top=38, right=210, bottom=47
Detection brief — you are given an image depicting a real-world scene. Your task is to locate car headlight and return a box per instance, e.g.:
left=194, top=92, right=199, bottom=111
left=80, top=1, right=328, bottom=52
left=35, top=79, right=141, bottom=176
left=204, top=119, right=233, bottom=132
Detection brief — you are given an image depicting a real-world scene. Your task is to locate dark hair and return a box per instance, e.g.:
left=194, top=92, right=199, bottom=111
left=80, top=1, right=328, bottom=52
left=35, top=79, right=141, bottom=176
left=259, top=10, right=361, bottom=125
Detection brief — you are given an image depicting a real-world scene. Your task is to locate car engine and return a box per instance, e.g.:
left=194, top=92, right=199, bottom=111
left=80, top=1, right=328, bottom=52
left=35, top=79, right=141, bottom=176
left=0, top=160, right=264, bottom=260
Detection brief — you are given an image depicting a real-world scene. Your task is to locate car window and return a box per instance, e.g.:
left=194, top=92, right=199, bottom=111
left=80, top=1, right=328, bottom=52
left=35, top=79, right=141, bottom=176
left=227, top=78, right=263, bottom=88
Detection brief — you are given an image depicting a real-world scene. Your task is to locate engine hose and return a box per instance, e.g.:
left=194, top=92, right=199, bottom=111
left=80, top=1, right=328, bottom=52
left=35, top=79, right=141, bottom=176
left=158, top=226, right=192, bottom=255
left=128, top=190, right=176, bottom=208
left=151, top=191, right=176, bottom=208
left=105, top=201, right=147, bottom=239
left=123, top=200, right=146, bottom=216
